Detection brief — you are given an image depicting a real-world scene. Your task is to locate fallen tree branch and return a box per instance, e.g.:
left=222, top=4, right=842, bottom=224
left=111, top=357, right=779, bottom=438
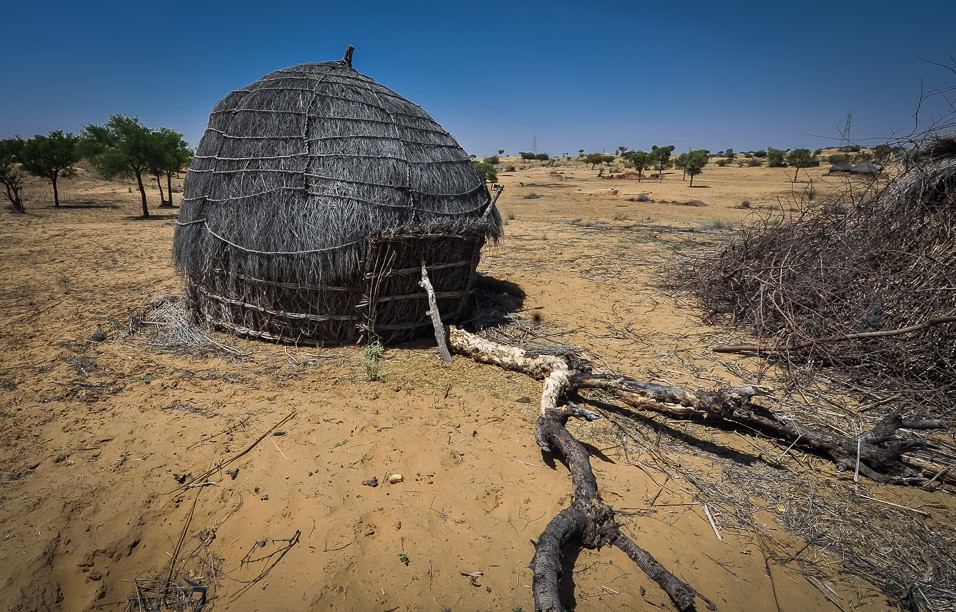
left=571, top=373, right=946, bottom=483
left=446, top=325, right=951, bottom=609
left=448, top=327, right=711, bottom=611
left=713, top=314, right=956, bottom=355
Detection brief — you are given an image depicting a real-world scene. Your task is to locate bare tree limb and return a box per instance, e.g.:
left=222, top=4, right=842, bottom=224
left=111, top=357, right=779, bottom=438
left=714, top=314, right=956, bottom=355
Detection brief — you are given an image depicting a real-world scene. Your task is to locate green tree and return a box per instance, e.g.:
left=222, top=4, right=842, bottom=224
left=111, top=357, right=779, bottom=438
left=767, top=148, right=786, bottom=168
left=584, top=153, right=604, bottom=169
left=148, top=127, right=192, bottom=208
left=681, top=149, right=709, bottom=186
left=601, top=155, right=615, bottom=166
left=497, top=149, right=505, bottom=156
left=871, top=144, right=894, bottom=165
left=0, top=138, right=26, bottom=213
left=534, top=152, right=550, bottom=163
left=82, top=115, right=157, bottom=217
left=650, top=144, right=675, bottom=182
left=785, top=148, right=818, bottom=182
left=16, top=131, right=81, bottom=207
left=482, top=155, right=500, bottom=166
left=474, top=161, right=498, bottom=182
left=753, top=149, right=767, bottom=158
left=519, top=152, right=536, bottom=161
left=625, top=150, right=652, bottom=181
left=725, top=148, right=735, bottom=160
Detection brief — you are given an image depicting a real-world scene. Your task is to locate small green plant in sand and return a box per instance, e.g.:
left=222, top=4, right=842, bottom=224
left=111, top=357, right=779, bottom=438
left=397, top=552, right=410, bottom=566
left=361, top=341, right=384, bottom=381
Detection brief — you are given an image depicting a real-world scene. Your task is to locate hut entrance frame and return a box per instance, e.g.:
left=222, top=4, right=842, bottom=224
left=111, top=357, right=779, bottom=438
left=359, top=232, right=484, bottom=344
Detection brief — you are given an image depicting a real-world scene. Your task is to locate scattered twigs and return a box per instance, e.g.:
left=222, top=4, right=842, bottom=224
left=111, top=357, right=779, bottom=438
left=701, top=504, right=723, bottom=541
left=228, top=530, right=301, bottom=601
left=181, top=411, right=296, bottom=490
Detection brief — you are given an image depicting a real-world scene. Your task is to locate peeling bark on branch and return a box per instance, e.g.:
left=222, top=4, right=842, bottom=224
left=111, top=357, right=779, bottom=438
left=446, top=325, right=948, bottom=610
left=571, top=373, right=945, bottom=483
left=448, top=327, right=709, bottom=611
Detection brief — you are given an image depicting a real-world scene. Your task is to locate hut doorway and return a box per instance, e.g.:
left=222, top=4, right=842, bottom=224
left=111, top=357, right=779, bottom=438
left=359, top=233, right=485, bottom=344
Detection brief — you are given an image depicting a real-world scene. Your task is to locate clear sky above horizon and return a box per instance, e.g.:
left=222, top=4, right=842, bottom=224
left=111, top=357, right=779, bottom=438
left=3, top=0, right=955, bottom=157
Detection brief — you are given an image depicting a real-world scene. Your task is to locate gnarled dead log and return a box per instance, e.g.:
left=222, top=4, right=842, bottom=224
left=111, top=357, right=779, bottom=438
left=448, top=327, right=712, bottom=611
left=571, top=373, right=945, bottom=483
left=446, top=325, right=949, bottom=611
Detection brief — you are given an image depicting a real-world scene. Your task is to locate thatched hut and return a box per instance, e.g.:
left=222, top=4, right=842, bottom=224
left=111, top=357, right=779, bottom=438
left=173, top=48, right=502, bottom=345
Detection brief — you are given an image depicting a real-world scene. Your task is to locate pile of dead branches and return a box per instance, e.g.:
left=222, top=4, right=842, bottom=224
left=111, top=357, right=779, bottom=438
left=676, top=136, right=956, bottom=417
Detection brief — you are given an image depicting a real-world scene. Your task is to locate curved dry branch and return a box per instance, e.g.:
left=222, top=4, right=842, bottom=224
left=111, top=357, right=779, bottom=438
left=571, top=373, right=946, bottom=483
left=448, top=327, right=710, bottom=611
left=446, top=325, right=950, bottom=610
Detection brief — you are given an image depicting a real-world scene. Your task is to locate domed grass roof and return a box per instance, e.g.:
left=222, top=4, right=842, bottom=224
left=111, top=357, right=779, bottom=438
left=173, top=48, right=501, bottom=287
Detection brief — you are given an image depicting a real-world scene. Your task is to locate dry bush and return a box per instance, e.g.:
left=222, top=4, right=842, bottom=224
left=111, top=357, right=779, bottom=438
left=675, top=137, right=956, bottom=417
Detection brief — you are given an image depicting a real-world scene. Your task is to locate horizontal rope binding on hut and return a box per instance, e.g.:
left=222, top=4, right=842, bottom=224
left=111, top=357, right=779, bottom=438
left=173, top=48, right=501, bottom=344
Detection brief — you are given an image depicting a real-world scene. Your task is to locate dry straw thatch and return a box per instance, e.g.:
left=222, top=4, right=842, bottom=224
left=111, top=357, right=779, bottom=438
left=679, top=135, right=956, bottom=416
left=173, top=48, right=501, bottom=345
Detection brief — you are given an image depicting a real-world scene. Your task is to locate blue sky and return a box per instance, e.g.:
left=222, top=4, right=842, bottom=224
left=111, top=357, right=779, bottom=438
left=3, top=0, right=954, bottom=156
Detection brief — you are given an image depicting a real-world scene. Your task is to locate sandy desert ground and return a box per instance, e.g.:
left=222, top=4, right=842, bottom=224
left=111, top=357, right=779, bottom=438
left=1, top=157, right=952, bottom=611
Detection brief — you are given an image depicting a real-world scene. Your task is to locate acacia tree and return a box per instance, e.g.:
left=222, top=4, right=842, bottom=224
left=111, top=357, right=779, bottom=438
left=785, top=148, right=818, bottom=182
left=626, top=150, right=652, bottom=181
left=650, top=144, right=675, bottom=182
left=767, top=147, right=786, bottom=167
left=585, top=153, right=604, bottom=169
left=149, top=128, right=192, bottom=208
left=681, top=149, right=710, bottom=186
left=0, top=138, right=26, bottom=213
left=82, top=115, right=156, bottom=217
left=16, top=131, right=80, bottom=207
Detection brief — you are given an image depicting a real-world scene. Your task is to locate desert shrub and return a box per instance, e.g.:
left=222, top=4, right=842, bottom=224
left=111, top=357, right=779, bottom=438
left=716, top=159, right=729, bottom=167
left=633, top=192, right=653, bottom=202
left=767, top=148, right=786, bottom=167
left=828, top=153, right=849, bottom=164
left=483, top=155, right=500, bottom=165
left=361, top=342, right=384, bottom=381
left=753, top=149, right=767, bottom=158
left=747, top=158, right=763, bottom=167
left=675, top=138, right=956, bottom=414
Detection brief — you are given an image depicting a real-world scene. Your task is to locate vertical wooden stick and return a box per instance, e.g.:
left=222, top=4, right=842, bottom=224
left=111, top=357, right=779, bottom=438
left=420, top=261, right=453, bottom=363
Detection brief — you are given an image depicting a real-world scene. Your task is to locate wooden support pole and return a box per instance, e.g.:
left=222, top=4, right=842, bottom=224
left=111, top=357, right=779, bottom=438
left=420, top=262, right=453, bottom=363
